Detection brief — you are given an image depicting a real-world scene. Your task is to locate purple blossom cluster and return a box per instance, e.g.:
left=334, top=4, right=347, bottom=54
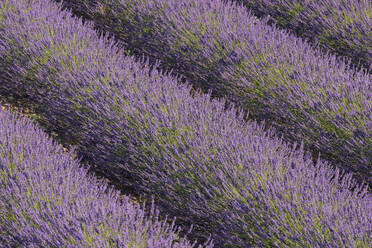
left=0, top=110, right=208, bottom=247
left=233, top=0, right=372, bottom=73
left=0, top=0, right=371, bottom=247
left=56, top=0, right=372, bottom=189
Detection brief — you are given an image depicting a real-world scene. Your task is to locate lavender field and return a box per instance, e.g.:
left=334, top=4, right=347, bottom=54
left=0, top=0, right=371, bottom=247
left=57, top=0, right=372, bottom=189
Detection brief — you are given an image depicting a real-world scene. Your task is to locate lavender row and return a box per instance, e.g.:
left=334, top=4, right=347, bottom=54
left=57, top=0, right=372, bottom=188
left=0, top=110, right=206, bottom=247
left=0, top=0, right=371, bottom=247
left=233, top=0, right=372, bottom=73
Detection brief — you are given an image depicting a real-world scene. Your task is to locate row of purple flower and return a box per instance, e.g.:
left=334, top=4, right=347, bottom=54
left=57, top=0, right=372, bottom=189
left=233, top=0, right=372, bottom=73
left=0, top=110, right=211, bottom=247
left=0, top=0, right=370, bottom=247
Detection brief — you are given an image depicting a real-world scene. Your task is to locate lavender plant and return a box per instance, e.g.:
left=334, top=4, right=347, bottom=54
left=0, top=0, right=371, bottom=247
left=0, top=110, right=208, bottom=247
left=56, top=0, right=372, bottom=189
left=232, top=0, right=372, bottom=73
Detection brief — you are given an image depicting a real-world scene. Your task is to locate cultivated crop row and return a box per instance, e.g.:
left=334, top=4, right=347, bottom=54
left=56, top=0, right=372, bottom=189
left=0, top=0, right=370, bottom=247
left=0, top=110, right=208, bottom=247
left=232, top=0, right=372, bottom=73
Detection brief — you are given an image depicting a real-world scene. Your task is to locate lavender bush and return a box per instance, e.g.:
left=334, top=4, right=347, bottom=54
left=0, top=0, right=371, bottom=247
left=56, top=0, right=372, bottom=189
left=232, top=0, right=372, bottom=73
left=0, top=110, right=209, bottom=247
